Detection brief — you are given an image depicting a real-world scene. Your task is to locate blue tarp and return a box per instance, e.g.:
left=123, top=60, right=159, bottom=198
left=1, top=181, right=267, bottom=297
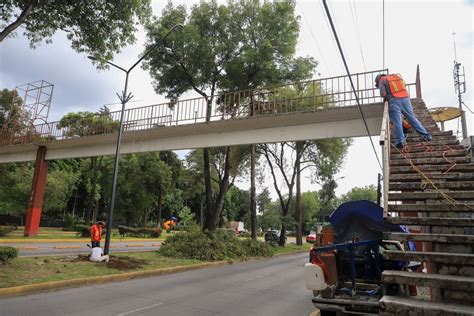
left=329, top=200, right=416, bottom=251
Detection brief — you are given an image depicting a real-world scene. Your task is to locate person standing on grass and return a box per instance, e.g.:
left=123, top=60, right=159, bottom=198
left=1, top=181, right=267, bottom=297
left=90, top=221, right=105, bottom=248
left=375, top=73, right=432, bottom=149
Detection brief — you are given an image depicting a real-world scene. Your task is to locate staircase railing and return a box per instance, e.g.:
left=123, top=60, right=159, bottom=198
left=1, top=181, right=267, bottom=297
left=379, top=101, right=390, bottom=217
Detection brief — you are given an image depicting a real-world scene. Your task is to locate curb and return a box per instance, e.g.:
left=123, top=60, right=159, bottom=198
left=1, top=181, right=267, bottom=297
left=0, top=261, right=227, bottom=299
left=0, top=239, right=163, bottom=243
left=0, top=249, right=308, bottom=299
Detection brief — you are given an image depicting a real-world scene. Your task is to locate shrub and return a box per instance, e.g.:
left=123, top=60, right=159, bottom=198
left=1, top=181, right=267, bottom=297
left=63, top=214, right=85, bottom=231
left=0, top=226, right=16, bottom=237
left=0, top=246, right=18, bottom=263
left=74, top=224, right=91, bottom=237
left=159, top=229, right=274, bottom=261
left=118, top=225, right=161, bottom=238
left=239, top=231, right=251, bottom=238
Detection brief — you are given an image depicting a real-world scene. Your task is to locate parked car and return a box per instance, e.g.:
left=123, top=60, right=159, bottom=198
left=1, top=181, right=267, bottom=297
left=306, top=231, right=317, bottom=243
left=264, top=229, right=287, bottom=243
left=264, top=230, right=280, bottom=243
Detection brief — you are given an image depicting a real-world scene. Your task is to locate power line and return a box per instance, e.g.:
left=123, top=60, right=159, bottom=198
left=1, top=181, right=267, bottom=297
left=348, top=0, right=367, bottom=71
left=382, top=0, right=385, bottom=68
left=321, top=0, right=383, bottom=171
left=297, top=2, right=333, bottom=76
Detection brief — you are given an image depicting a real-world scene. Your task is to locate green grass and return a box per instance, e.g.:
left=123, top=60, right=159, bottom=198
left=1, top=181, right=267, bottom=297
left=271, top=243, right=310, bottom=255
left=1, top=227, right=170, bottom=241
left=0, top=252, right=201, bottom=288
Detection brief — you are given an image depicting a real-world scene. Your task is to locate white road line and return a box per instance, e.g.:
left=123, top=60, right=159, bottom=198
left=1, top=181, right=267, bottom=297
left=244, top=274, right=268, bottom=282
left=117, top=302, right=164, bottom=316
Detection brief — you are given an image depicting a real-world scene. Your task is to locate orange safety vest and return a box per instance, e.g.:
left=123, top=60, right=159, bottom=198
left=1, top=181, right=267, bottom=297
left=91, top=224, right=102, bottom=241
left=383, top=74, right=409, bottom=98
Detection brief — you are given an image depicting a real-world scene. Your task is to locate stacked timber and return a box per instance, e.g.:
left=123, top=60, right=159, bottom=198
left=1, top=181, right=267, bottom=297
left=380, top=99, right=474, bottom=316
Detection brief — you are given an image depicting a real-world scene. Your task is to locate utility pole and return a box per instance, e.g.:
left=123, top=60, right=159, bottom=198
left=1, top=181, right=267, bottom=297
left=452, top=32, right=468, bottom=140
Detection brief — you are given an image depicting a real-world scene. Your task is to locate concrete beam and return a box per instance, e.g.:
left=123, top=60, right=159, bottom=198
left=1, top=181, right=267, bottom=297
left=0, top=104, right=384, bottom=163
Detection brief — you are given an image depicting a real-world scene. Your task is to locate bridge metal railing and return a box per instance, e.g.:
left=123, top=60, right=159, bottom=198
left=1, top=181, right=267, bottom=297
left=379, top=101, right=391, bottom=218
left=1, top=69, right=416, bottom=146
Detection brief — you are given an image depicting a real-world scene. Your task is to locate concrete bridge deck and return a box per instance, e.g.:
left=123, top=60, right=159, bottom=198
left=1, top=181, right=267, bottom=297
left=0, top=103, right=384, bottom=163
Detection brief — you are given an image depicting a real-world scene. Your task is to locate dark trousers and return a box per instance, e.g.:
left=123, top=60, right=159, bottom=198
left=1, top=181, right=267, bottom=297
left=91, top=241, right=100, bottom=248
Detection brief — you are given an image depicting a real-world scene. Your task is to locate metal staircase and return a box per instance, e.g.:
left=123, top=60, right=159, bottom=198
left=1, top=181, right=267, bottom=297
left=380, top=99, right=474, bottom=315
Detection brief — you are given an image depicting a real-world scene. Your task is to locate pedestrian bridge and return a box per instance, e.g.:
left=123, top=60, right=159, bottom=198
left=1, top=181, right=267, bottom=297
left=0, top=69, right=418, bottom=163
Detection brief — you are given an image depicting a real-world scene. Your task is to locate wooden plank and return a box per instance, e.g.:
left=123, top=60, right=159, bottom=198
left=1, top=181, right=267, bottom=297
left=383, top=232, right=474, bottom=243
left=390, top=164, right=474, bottom=173
left=380, top=295, right=474, bottom=315
left=383, top=251, right=474, bottom=265
left=389, top=191, right=474, bottom=200
left=390, top=156, right=470, bottom=166
left=385, top=217, right=474, bottom=227
left=388, top=203, right=474, bottom=212
left=390, top=182, right=474, bottom=190
left=382, top=270, right=474, bottom=291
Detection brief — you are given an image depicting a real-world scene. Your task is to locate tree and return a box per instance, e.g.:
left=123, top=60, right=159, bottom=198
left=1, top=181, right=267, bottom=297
left=143, top=0, right=314, bottom=232
left=0, top=89, right=23, bottom=128
left=337, top=185, right=378, bottom=206
left=0, top=1, right=151, bottom=67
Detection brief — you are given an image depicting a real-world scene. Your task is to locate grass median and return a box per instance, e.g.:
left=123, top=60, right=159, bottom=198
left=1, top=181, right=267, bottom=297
left=0, top=244, right=308, bottom=289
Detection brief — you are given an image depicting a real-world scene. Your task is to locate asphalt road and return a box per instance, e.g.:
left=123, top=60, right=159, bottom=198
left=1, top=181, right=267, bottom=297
left=0, top=242, right=161, bottom=257
left=0, top=252, right=315, bottom=316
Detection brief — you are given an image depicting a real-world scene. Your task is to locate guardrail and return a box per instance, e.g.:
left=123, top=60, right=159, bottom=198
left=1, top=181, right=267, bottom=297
left=379, top=101, right=391, bottom=218
left=1, top=69, right=417, bottom=146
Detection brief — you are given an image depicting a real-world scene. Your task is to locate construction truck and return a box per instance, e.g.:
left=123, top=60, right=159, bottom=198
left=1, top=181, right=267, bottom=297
left=304, top=200, right=419, bottom=315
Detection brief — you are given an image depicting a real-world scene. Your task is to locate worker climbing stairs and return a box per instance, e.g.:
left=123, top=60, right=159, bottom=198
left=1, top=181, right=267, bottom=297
left=380, top=99, right=474, bottom=315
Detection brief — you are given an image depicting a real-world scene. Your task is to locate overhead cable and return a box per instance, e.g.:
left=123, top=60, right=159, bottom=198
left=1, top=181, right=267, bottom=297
left=322, top=0, right=383, bottom=171
left=348, top=0, right=367, bottom=71
left=297, top=2, right=333, bottom=76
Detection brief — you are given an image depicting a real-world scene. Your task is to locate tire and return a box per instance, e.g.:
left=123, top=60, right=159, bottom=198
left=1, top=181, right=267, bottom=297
left=320, top=310, right=337, bottom=316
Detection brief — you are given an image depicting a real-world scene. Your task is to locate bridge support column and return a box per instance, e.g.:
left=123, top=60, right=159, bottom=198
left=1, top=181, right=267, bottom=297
left=24, top=146, right=48, bottom=237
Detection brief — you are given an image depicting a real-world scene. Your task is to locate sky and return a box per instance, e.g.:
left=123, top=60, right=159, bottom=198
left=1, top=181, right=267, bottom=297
left=0, top=0, right=472, bottom=200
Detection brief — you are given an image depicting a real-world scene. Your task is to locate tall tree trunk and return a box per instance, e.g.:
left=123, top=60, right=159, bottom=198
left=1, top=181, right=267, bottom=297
left=203, top=148, right=214, bottom=231
left=85, top=157, right=97, bottom=224
left=250, top=144, right=257, bottom=239
left=157, top=191, right=163, bottom=228
left=143, top=207, right=149, bottom=227
left=295, top=141, right=303, bottom=245
left=206, top=146, right=232, bottom=232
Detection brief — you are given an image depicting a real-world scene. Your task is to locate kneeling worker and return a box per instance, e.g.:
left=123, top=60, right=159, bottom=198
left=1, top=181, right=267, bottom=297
left=90, top=246, right=109, bottom=263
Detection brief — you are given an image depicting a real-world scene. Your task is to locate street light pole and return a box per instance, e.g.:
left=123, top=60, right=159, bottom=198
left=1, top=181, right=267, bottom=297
left=88, top=24, right=183, bottom=255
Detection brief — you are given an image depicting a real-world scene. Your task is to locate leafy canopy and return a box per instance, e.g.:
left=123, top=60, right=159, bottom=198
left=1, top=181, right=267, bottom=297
left=0, top=0, right=152, bottom=68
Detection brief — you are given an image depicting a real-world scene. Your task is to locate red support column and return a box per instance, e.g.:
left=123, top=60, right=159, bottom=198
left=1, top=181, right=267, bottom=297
left=24, top=146, right=48, bottom=237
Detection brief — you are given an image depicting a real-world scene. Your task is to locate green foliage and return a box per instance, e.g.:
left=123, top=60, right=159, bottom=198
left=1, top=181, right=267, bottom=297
left=0, top=225, right=16, bottom=237
left=0, top=246, right=18, bottom=263
left=175, top=206, right=195, bottom=231
left=159, top=229, right=274, bottom=261
left=337, top=185, right=378, bottom=206
left=57, top=108, right=119, bottom=137
left=63, top=214, right=85, bottom=231
left=117, top=226, right=161, bottom=238
left=0, top=1, right=152, bottom=68
left=74, top=224, right=91, bottom=238
left=0, top=89, right=24, bottom=129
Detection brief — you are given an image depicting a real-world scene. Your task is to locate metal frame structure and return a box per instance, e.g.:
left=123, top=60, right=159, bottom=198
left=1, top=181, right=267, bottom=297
left=0, top=69, right=416, bottom=146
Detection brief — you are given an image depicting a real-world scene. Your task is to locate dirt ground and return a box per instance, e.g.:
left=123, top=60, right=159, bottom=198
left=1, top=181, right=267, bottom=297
left=61, top=254, right=149, bottom=271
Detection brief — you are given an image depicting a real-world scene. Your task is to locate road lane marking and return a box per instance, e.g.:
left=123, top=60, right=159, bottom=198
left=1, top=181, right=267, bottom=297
left=125, top=244, right=145, bottom=247
left=245, top=274, right=268, bottom=282
left=19, top=247, right=38, bottom=250
left=117, top=302, right=164, bottom=315
left=53, top=246, right=82, bottom=249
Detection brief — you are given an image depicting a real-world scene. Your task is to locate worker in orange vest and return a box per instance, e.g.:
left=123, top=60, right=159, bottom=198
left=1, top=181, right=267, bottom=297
left=163, top=216, right=177, bottom=231
left=90, top=221, right=105, bottom=248
left=375, top=73, right=432, bottom=149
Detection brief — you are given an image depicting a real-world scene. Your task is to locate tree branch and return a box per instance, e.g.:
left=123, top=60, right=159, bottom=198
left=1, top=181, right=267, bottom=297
left=0, top=0, right=38, bottom=42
